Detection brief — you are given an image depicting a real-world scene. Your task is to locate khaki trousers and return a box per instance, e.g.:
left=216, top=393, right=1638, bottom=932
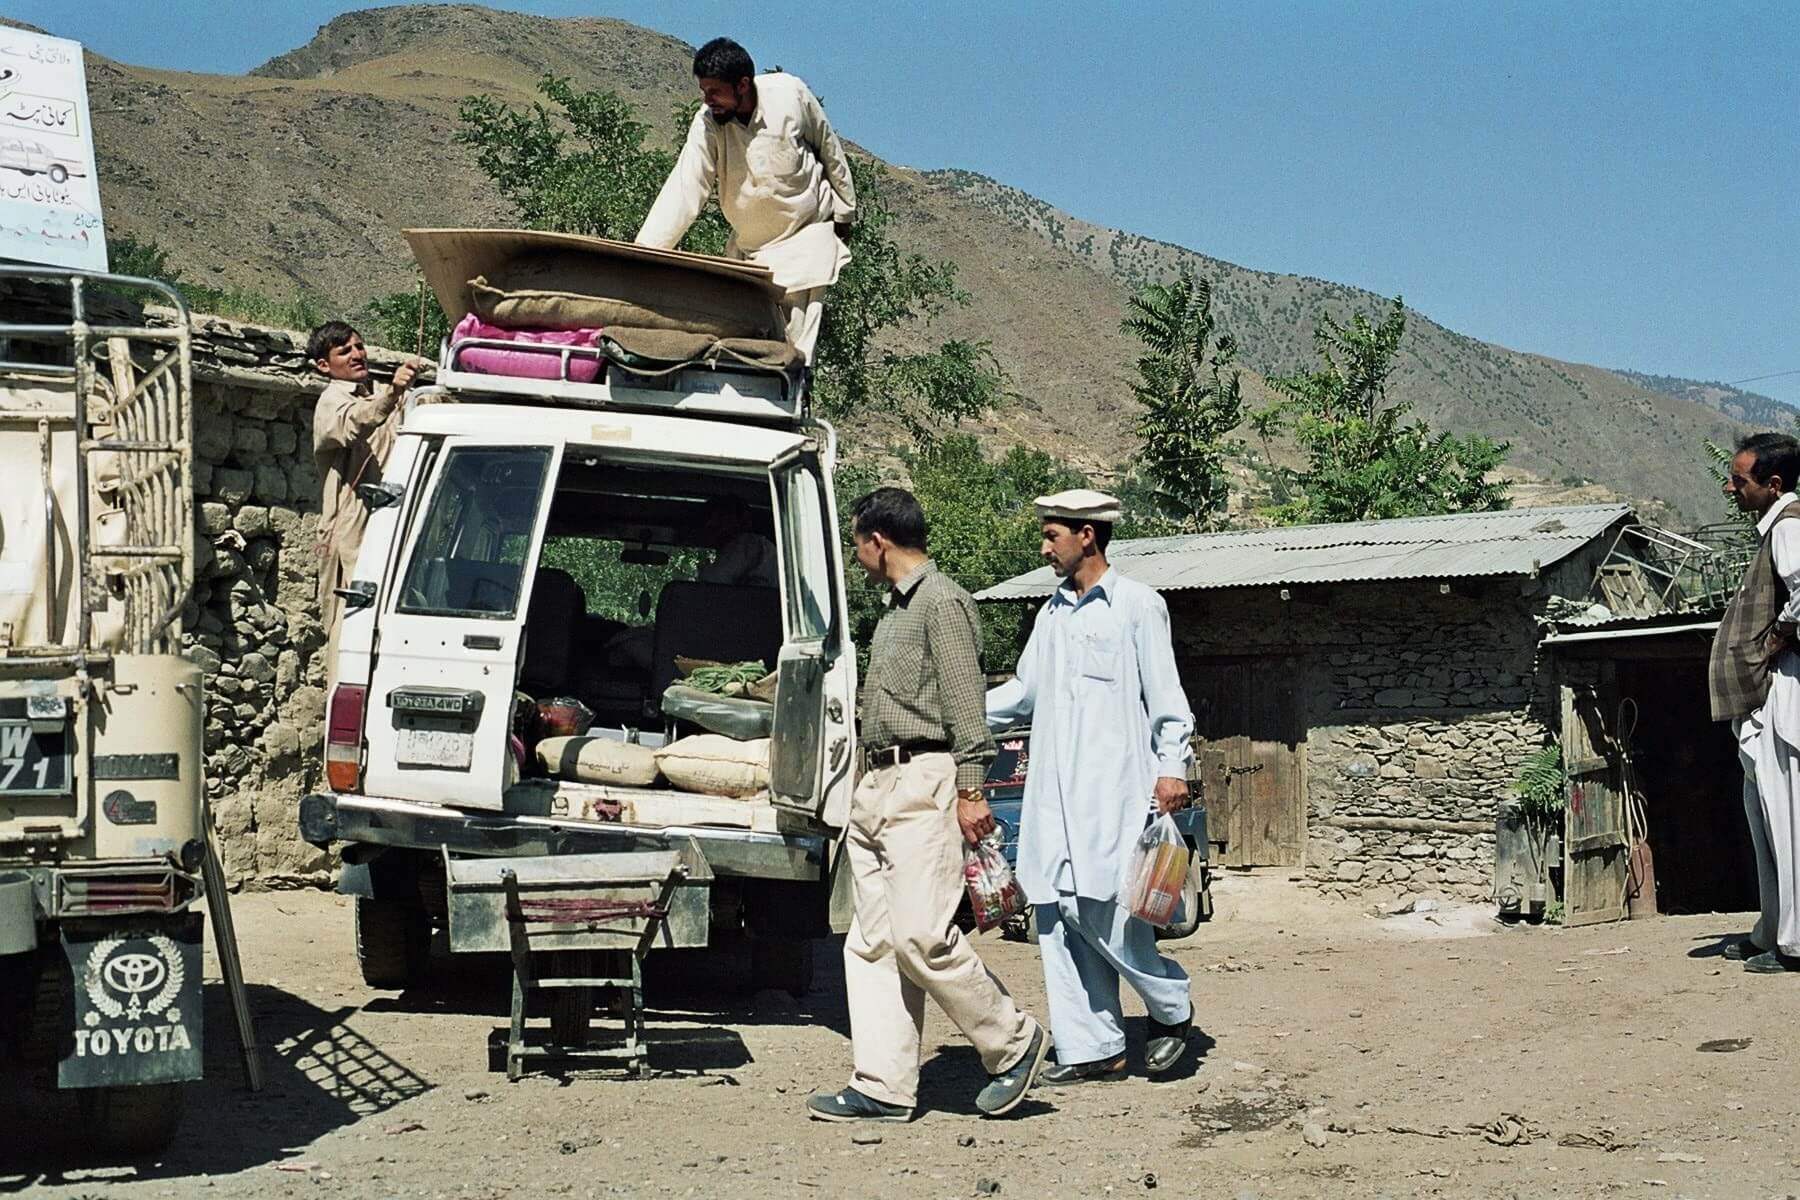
left=842, top=753, right=1036, bottom=1108
left=783, top=287, right=825, bottom=364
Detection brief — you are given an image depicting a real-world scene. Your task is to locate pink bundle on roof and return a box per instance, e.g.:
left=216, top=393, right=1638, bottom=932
left=450, top=312, right=606, bottom=383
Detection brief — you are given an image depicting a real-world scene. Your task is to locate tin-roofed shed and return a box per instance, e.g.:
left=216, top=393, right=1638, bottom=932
left=978, top=504, right=1751, bottom=918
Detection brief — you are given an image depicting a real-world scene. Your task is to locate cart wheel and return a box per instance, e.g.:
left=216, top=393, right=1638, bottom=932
left=549, top=986, right=593, bottom=1047
left=355, top=896, right=427, bottom=989
left=81, top=1082, right=184, bottom=1155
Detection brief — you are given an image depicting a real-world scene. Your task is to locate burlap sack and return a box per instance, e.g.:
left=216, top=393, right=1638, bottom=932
left=655, top=734, right=771, bottom=798
left=601, top=326, right=803, bottom=374
left=468, top=251, right=785, bottom=340
left=536, top=735, right=661, bottom=787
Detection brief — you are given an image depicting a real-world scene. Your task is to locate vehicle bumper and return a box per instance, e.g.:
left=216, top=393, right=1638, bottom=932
left=301, top=791, right=827, bottom=883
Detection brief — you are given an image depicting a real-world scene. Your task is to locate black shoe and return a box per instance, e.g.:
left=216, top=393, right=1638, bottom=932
left=805, top=1086, right=914, bottom=1123
left=1743, top=950, right=1800, bottom=975
left=975, top=1023, right=1050, bottom=1117
left=1038, top=1054, right=1127, bottom=1086
left=1146, top=1013, right=1193, bottom=1075
left=1722, top=938, right=1764, bottom=961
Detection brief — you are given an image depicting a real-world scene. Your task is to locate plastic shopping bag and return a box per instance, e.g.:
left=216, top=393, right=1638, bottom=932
left=1122, top=813, right=1191, bottom=926
left=963, top=834, right=1026, bottom=932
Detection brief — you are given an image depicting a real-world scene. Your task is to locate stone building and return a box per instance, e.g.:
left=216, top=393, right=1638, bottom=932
left=977, top=505, right=1742, bottom=910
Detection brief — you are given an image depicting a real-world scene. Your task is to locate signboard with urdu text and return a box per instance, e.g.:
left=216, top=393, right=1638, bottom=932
left=0, top=28, right=105, bottom=272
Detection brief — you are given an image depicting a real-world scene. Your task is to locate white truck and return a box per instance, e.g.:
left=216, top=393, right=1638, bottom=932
left=0, top=266, right=222, bottom=1151
left=300, top=230, right=858, bottom=995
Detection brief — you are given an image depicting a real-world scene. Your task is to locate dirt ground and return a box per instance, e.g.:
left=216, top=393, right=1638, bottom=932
left=6, top=871, right=1800, bottom=1200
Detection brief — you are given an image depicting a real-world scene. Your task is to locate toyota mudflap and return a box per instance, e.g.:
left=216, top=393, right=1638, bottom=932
left=0, top=266, right=212, bottom=1153
left=302, top=231, right=857, bottom=999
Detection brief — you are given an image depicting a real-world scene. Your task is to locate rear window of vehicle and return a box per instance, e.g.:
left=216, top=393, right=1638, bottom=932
left=397, top=445, right=552, bottom=618
left=986, top=734, right=1030, bottom=786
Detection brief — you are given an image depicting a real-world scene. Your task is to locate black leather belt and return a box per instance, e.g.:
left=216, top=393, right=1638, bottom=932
left=863, top=742, right=951, bottom=768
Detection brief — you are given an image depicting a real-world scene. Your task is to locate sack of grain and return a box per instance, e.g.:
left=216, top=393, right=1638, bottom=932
left=537, top=735, right=661, bottom=787
left=655, top=734, right=770, bottom=798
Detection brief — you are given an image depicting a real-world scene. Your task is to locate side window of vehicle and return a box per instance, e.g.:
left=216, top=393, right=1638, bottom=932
left=398, top=446, right=552, bottom=618
left=779, top=465, right=832, bottom=641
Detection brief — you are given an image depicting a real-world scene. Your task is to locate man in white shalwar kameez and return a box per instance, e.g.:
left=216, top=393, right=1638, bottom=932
left=636, top=37, right=856, bottom=363
left=1713, top=433, right=1800, bottom=973
left=987, top=490, right=1200, bottom=1080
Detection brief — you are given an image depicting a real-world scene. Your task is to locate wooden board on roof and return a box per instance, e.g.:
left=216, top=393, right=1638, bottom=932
left=402, top=228, right=784, bottom=325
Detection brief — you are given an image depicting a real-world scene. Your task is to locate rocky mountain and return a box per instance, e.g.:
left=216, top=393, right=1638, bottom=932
left=72, top=4, right=1747, bottom=522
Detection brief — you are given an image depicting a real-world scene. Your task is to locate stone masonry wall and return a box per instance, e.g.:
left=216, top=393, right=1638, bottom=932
left=179, top=316, right=412, bottom=888
left=1169, top=579, right=1560, bottom=903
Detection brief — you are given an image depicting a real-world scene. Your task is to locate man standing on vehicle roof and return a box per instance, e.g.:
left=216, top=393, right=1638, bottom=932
left=806, top=487, right=1050, bottom=1124
left=635, top=37, right=856, bottom=365
left=986, top=489, right=1199, bottom=1081
left=309, top=321, right=418, bottom=680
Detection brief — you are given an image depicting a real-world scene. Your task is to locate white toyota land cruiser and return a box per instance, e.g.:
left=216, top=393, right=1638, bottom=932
left=300, top=231, right=857, bottom=995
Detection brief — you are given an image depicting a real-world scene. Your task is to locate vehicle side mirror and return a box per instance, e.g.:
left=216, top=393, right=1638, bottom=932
left=335, top=581, right=378, bottom=610
left=355, top=480, right=405, bottom=510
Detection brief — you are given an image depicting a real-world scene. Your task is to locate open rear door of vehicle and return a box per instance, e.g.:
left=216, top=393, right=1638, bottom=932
left=766, top=437, right=856, bottom=830
left=360, top=437, right=564, bottom=811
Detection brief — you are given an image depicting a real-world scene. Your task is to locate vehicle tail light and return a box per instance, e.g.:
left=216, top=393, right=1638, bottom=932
left=325, top=684, right=366, bottom=792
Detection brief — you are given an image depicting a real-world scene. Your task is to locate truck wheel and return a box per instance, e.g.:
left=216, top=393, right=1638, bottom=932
left=81, top=1083, right=184, bottom=1155
left=548, top=951, right=593, bottom=1046
left=1155, top=853, right=1210, bottom=941
left=751, top=935, right=814, bottom=998
left=355, top=896, right=426, bottom=989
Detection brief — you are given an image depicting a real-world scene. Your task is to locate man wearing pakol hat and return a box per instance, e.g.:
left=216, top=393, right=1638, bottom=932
left=636, top=36, right=856, bottom=364
left=987, top=488, right=1198, bottom=1082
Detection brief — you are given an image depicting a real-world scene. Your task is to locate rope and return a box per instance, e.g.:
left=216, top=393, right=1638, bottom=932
left=1614, top=697, right=1652, bottom=910
left=518, top=897, right=667, bottom=926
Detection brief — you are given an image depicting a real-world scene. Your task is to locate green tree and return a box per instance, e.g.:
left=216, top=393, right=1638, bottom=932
left=1256, top=297, right=1509, bottom=524
left=457, top=75, right=1002, bottom=439
left=834, top=436, right=1084, bottom=672
left=1122, top=268, right=1244, bottom=529
left=360, top=284, right=452, bottom=356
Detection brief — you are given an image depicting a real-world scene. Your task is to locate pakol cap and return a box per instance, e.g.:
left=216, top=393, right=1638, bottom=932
left=1034, top=488, right=1122, bottom=524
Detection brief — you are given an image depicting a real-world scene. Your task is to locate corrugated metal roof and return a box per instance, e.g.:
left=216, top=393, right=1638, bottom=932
left=975, top=503, right=1635, bottom=601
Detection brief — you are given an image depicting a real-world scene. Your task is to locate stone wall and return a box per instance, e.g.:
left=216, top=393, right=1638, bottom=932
left=180, top=316, right=412, bottom=888
left=1168, top=576, right=1570, bottom=903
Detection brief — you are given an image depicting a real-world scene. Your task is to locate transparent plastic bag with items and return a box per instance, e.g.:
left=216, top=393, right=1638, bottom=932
left=1122, top=812, right=1191, bottom=926
left=963, top=834, right=1026, bottom=933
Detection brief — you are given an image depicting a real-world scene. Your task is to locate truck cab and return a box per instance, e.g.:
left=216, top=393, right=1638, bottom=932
left=301, top=231, right=857, bottom=994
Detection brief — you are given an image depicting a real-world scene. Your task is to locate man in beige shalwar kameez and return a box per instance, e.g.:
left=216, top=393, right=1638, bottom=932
left=635, top=37, right=856, bottom=363
left=309, top=321, right=417, bottom=679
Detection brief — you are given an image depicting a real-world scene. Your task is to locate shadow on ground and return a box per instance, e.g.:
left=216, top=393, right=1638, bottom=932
left=0, top=980, right=431, bottom=1190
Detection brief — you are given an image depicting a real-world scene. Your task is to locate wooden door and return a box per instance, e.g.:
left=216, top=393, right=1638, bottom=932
left=1561, top=682, right=1629, bottom=926
left=1188, top=657, right=1305, bottom=867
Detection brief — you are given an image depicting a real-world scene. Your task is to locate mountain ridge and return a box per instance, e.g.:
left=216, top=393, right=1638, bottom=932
left=75, top=4, right=1744, bottom=523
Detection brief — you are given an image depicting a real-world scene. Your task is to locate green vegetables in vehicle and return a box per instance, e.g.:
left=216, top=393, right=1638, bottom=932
left=683, top=661, right=769, bottom=696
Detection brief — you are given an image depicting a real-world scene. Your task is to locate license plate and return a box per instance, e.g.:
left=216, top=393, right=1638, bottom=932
left=0, top=720, right=70, bottom=795
left=397, top=725, right=474, bottom=770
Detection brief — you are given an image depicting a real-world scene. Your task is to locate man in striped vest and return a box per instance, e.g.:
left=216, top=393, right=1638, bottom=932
left=1709, top=432, right=1800, bottom=973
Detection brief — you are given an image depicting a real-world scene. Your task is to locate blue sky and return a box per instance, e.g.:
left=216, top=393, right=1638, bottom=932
left=28, top=1, right=1800, bottom=405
